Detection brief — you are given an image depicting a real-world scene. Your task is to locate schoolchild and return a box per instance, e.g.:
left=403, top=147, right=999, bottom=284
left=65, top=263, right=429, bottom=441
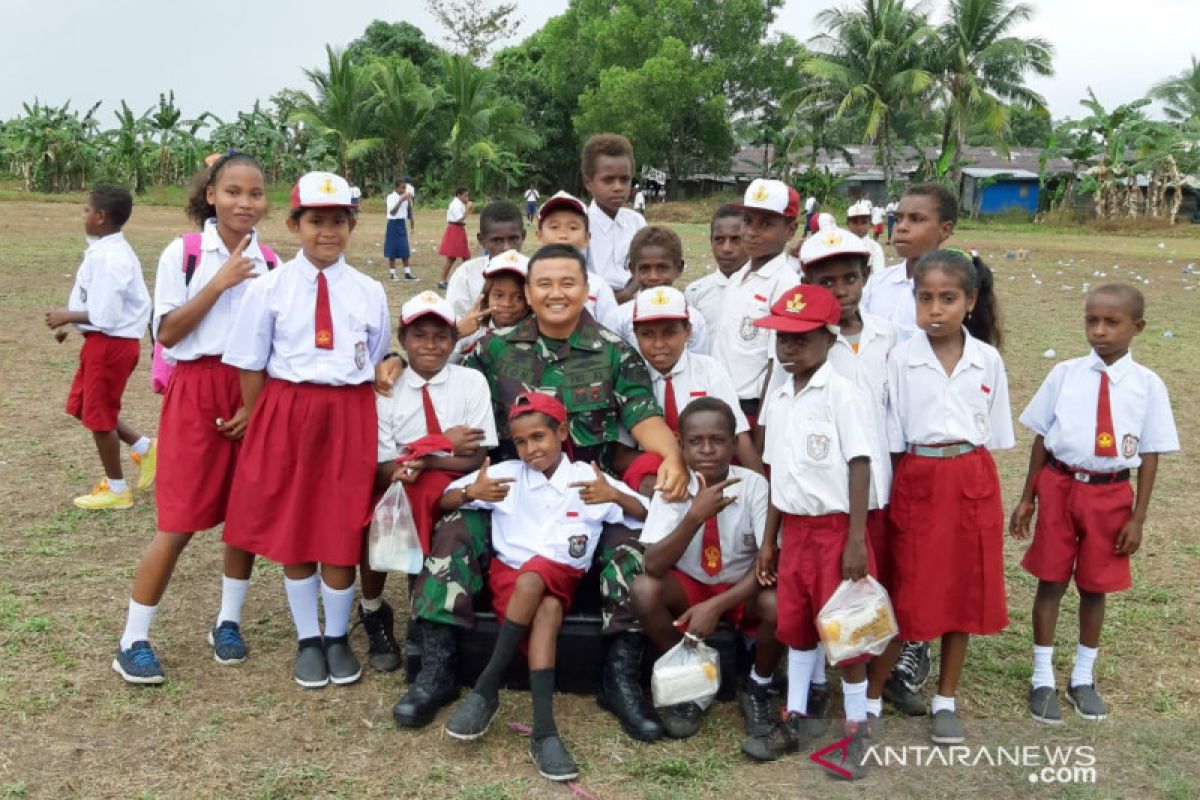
left=451, top=249, right=532, bottom=364
left=582, top=133, right=646, bottom=301
left=685, top=205, right=748, bottom=333
left=445, top=200, right=526, bottom=319
left=438, top=186, right=474, bottom=289
left=611, top=226, right=708, bottom=355
left=844, top=201, right=887, bottom=277
left=384, top=178, right=418, bottom=282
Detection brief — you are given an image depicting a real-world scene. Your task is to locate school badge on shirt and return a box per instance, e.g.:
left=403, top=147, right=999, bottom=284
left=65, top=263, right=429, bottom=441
left=807, top=432, right=830, bottom=461
left=80, top=287, right=88, bottom=303
left=568, top=534, right=588, bottom=559
left=974, top=412, right=989, bottom=438
left=703, top=544, right=721, bottom=571
left=354, top=341, right=367, bottom=370
left=1121, top=434, right=1139, bottom=459
left=739, top=316, right=761, bottom=342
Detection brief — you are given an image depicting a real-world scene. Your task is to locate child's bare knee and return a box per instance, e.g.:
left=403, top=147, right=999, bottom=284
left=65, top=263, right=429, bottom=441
left=756, top=588, right=777, bottom=623
left=629, top=574, right=662, bottom=615
left=1036, top=580, right=1070, bottom=601
left=535, top=595, right=563, bottom=624
left=514, top=571, right=547, bottom=597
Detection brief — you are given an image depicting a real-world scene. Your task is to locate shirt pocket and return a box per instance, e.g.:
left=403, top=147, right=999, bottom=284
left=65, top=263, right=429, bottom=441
left=551, top=517, right=593, bottom=565
left=797, top=420, right=838, bottom=469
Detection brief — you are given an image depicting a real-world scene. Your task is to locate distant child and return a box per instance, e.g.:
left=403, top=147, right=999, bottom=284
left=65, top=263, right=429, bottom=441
left=872, top=249, right=1013, bottom=745
left=885, top=197, right=898, bottom=243
left=685, top=205, right=748, bottom=333
left=445, top=200, right=526, bottom=319
left=611, top=226, right=708, bottom=354
left=45, top=184, right=154, bottom=511
left=582, top=133, right=646, bottom=300
left=404, top=176, right=417, bottom=231
left=439, top=392, right=648, bottom=783
left=1011, top=284, right=1178, bottom=724
left=361, top=291, right=497, bottom=672
left=742, top=284, right=877, bottom=779
left=523, top=185, right=539, bottom=224
left=534, top=191, right=620, bottom=329
left=870, top=202, right=885, bottom=241
left=845, top=202, right=887, bottom=277
left=438, top=186, right=474, bottom=289
left=631, top=398, right=770, bottom=739
left=712, top=178, right=801, bottom=425
left=221, top=172, right=389, bottom=689
left=633, top=185, right=647, bottom=213
left=452, top=249, right=532, bottom=363
left=111, top=153, right=278, bottom=684
left=384, top=178, right=417, bottom=282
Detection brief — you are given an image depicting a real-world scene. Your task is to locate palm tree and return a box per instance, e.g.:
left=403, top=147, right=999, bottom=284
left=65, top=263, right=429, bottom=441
left=804, top=0, right=936, bottom=188
left=107, top=100, right=152, bottom=193
left=935, top=0, right=1055, bottom=183
left=369, top=58, right=439, bottom=181
left=1150, top=56, right=1200, bottom=129
left=292, top=45, right=381, bottom=183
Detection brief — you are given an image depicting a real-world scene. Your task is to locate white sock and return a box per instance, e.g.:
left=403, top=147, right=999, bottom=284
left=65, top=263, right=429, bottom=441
left=107, top=477, right=127, bottom=494
left=1070, top=644, right=1098, bottom=688
left=749, top=667, right=772, bottom=686
left=842, top=678, right=868, bottom=721
left=360, top=595, right=383, bottom=614
left=786, top=648, right=817, bottom=715
left=810, top=644, right=828, bottom=686
left=1031, top=644, right=1055, bottom=689
left=404, top=268, right=416, bottom=276
left=284, top=574, right=321, bottom=640
left=120, top=599, right=158, bottom=650
left=131, top=437, right=151, bottom=457
left=217, top=576, right=250, bottom=626
left=321, top=581, right=356, bottom=639
left=931, top=694, right=955, bottom=714
left=866, top=697, right=883, bottom=717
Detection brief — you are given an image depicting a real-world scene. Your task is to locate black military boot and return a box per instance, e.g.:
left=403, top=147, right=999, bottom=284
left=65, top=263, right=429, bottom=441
left=597, top=632, right=663, bottom=742
left=393, top=621, right=460, bottom=728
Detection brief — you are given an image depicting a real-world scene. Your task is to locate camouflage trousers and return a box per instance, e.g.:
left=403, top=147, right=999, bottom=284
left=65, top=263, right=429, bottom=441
left=410, top=508, right=645, bottom=634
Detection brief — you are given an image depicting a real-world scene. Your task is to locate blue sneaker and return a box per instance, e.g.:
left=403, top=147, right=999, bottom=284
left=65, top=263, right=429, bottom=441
left=112, top=641, right=165, bottom=685
left=207, top=621, right=247, bottom=664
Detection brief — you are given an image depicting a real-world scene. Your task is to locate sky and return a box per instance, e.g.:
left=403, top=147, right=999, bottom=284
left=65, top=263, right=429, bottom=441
left=2, top=0, right=1197, bottom=125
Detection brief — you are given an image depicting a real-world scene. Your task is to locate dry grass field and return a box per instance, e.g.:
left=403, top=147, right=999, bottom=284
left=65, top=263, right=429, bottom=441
left=0, top=198, right=1197, bottom=799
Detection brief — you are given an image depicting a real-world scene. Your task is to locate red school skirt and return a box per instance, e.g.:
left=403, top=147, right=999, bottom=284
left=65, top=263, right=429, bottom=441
left=438, top=222, right=471, bottom=260
left=223, top=380, right=376, bottom=567
left=156, top=357, right=244, bottom=533
left=887, top=448, right=1008, bottom=641
left=65, top=333, right=140, bottom=431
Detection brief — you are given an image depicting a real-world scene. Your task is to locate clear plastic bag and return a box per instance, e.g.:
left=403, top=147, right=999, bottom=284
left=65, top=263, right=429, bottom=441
left=368, top=483, right=424, bottom=574
left=817, top=576, right=899, bottom=666
left=650, top=634, right=720, bottom=708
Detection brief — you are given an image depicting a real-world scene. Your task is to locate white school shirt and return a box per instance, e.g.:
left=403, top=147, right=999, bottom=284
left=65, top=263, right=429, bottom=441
left=713, top=252, right=799, bottom=400
left=762, top=362, right=875, bottom=516
left=684, top=270, right=731, bottom=334
left=804, top=196, right=816, bottom=214
left=446, top=255, right=490, bottom=319
left=648, top=351, right=751, bottom=435
left=587, top=201, right=646, bottom=291
left=153, top=220, right=272, bottom=362
left=863, top=236, right=887, bottom=278
left=633, top=191, right=646, bottom=211
left=376, top=364, right=498, bottom=461
left=586, top=273, right=620, bottom=330
left=446, top=197, right=467, bottom=224
left=524, top=189, right=539, bottom=203
left=449, top=454, right=647, bottom=571
left=222, top=252, right=389, bottom=385
left=1019, top=350, right=1179, bottom=471
left=67, top=231, right=151, bottom=339
left=640, top=466, right=768, bottom=585
left=886, top=202, right=898, bottom=217
left=612, top=299, right=709, bottom=356
left=386, top=190, right=411, bottom=220
left=860, top=261, right=917, bottom=341
left=871, top=206, right=885, bottom=225
left=885, top=330, right=1014, bottom=452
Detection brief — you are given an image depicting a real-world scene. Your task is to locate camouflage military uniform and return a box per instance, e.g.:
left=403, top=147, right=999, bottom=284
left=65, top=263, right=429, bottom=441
left=410, top=311, right=660, bottom=633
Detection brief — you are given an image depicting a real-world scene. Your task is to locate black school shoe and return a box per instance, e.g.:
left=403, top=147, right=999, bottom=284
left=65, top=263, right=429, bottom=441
left=1029, top=685, right=1063, bottom=725
left=742, top=712, right=815, bottom=762
left=660, top=702, right=704, bottom=739
left=393, top=621, right=460, bottom=728
left=324, top=635, right=362, bottom=686
left=358, top=601, right=401, bottom=673
left=444, top=691, right=500, bottom=741
left=530, top=735, right=580, bottom=782
left=293, top=637, right=328, bottom=689
left=739, top=677, right=775, bottom=738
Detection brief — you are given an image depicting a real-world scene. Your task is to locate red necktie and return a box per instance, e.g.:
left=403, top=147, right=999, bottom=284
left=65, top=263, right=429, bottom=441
left=701, top=515, right=722, bottom=576
left=421, top=384, right=442, bottom=435
left=314, top=271, right=333, bottom=350
left=663, top=374, right=679, bottom=434
left=1095, top=370, right=1117, bottom=456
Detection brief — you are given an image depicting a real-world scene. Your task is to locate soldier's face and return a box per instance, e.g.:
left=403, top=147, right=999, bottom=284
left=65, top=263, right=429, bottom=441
left=511, top=414, right=567, bottom=475
left=526, top=257, right=589, bottom=333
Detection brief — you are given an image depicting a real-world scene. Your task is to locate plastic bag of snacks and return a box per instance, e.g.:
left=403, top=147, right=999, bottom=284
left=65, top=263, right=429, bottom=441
left=817, top=576, right=898, bottom=665
left=368, top=483, right=424, bottom=574
left=650, top=634, right=720, bottom=707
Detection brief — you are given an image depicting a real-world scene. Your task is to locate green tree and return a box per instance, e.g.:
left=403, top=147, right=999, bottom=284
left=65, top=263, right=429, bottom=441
left=1149, top=56, right=1200, bottom=129
left=426, top=0, right=520, bottom=64
left=291, top=45, right=381, bottom=184
left=106, top=100, right=152, bottom=193
left=347, top=20, right=445, bottom=81
left=369, top=58, right=440, bottom=182
left=2, top=100, right=101, bottom=192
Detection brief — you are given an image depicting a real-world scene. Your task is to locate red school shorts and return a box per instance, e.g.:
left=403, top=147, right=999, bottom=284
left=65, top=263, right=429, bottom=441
left=1021, top=465, right=1135, bottom=594
left=65, top=333, right=140, bottom=432
left=776, top=512, right=876, bottom=656
left=489, top=556, right=585, bottom=622
left=670, top=568, right=748, bottom=631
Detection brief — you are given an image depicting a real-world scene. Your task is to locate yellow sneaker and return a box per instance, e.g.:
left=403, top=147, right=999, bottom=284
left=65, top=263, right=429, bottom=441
left=73, top=480, right=133, bottom=510
left=131, top=439, right=157, bottom=491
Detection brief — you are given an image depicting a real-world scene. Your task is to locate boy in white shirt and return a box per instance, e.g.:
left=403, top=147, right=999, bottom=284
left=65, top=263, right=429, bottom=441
left=445, top=201, right=526, bottom=319
left=384, top=178, right=417, bottom=282
left=611, top=227, right=708, bottom=355
left=46, top=184, right=155, bottom=510
left=870, top=202, right=885, bottom=241
left=523, top=185, right=539, bottom=225
left=686, top=205, right=748, bottom=333
left=582, top=133, right=646, bottom=300
left=844, top=202, right=887, bottom=278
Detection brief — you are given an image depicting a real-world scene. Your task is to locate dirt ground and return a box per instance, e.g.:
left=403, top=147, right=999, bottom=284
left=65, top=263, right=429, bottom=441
left=0, top=200, right=1197, bottom=799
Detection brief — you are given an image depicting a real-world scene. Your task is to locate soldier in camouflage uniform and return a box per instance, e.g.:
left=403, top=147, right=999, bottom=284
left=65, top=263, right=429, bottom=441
left=394, top=244, right=687, bottom=742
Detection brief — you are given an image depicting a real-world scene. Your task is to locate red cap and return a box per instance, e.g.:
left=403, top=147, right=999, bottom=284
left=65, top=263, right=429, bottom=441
left=752, top=284, right=841, bottom=333
left=508, top=391, right=567, bottom=424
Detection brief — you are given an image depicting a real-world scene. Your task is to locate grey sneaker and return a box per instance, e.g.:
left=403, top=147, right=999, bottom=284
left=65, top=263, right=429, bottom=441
left=1066, top=684, right=1108, bottom=721
left=829, top=720, right=871, bottom=781
left=324, top=635, right=362, bottom=686
left=930, top=709, right=965, bottom=744
left=530, top=734, right=580, bottom=782
left=293, top=637, right=328, bottom=689
left=445, top=691, right=500, bottom=741
left=660, top=701, right=704, bottom=739
left=742, top=712, right=813, bottom=762
left=1029, top=685, right=1063, bottom=725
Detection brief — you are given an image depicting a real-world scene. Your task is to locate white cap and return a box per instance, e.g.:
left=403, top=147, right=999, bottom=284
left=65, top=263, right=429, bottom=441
left=290, top=172, right=354, bottom=209
left=538, top=190, right=587, bottom=222
left=846, top=199, right=872, bottom=218
left=483, top=249, right=530, bottom=278
left=632, top=286, right=690, bottom=323
left=400, top=290, right=456, bottom=326
left=801, top=214, right=871, bottom=270
left=731, top=178, right=800, bottom=218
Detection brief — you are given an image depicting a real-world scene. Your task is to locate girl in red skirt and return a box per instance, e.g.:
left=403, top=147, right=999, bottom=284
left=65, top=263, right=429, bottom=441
left=438, top=186, right=474, bottom=289
left=113, top=153, right=276, bottom=684
left=222, top=172, right=390, bottom=689
left=360, top=290, right=498, bottom=672
left=876, top=249, right=1013, bottom=744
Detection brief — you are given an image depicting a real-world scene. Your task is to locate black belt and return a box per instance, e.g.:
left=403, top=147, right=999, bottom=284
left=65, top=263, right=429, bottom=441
left=1047, top=455, right=1130, bottom=485
left=739, top=398, right=761, bottom=418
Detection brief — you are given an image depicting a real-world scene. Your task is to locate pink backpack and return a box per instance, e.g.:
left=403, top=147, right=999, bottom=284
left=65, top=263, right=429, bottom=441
left=151, top=233, right=277, bottom=393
